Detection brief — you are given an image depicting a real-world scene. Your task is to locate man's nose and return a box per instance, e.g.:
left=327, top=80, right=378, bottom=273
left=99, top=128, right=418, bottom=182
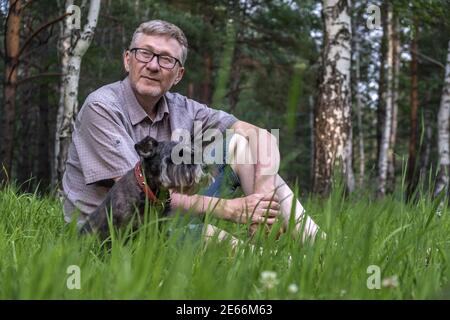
left=145, top=55, right=160, bottom=71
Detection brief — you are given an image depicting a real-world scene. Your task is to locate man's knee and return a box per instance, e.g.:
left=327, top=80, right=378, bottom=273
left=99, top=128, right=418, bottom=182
left=226, top=133, right=254, bottom=172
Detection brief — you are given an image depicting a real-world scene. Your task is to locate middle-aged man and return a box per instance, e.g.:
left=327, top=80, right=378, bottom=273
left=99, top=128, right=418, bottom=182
left=62, top=20, right=322, bottom=243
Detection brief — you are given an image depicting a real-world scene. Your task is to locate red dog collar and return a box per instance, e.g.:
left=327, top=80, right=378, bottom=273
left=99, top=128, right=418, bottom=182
left=134, top=161, right=157, bottom=202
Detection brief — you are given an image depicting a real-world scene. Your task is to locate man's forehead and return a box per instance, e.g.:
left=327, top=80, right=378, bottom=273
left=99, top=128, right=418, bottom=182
left=135, top=34, right=182, bottom=56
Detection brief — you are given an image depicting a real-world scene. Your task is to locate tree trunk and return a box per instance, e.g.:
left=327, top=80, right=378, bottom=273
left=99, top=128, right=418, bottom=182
left=387, top=15, right=400, bottom=194
left=406, top=20, right=420, bottom=200
left=345, top=122, right=355, bottom=192
left=1, top=0, right=22, bottom=182
left=312, top=0, right=352, bottom=196
left=202, top=52, right=213, bottom=104
left=354, top=28, right=365, bottom=188
left=376, top=2, right=387, bottom=167
left=37, top=78, right=51, bottom=190
left=419, top=108, right=432, bottom=187
left=52, top=0, right=73, bottom=188
left=54, top=0, right=101, bottom=191
left=309, top=95, right=315, bottom=188
left=434, top=39, right=450, bottom=197
left=377, top=2, right=394, bottom=197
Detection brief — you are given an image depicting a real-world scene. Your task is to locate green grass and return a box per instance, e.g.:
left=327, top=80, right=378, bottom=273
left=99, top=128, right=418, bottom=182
left=1, top=183, right=450, bottom=299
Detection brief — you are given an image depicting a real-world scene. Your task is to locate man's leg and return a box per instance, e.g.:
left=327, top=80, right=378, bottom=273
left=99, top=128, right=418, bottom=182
left=227, top=133, right=321, bottom=242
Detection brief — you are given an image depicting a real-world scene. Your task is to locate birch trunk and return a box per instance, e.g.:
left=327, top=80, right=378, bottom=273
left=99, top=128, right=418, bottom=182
left=309, top=95, right=315, bottom=188
left=354, top=30, right=365, bottom=188
left=377, top=2, right=394, bottom=197
left=376, top=2, right=387, bottom=171
left=387, top=16, right=400, bottom=194
left=312, top=0, right=352, bottom=196
left=53, top=0, right=73, bottom=188
left=419, top=109, right=432, bottom=186
left=54, top=0, right=101, bottom=191
left=406, top=20, right=420, bottom=200
left=434, top=39, right=450, bottom=197
left=1, top=0, right=22, bottom=182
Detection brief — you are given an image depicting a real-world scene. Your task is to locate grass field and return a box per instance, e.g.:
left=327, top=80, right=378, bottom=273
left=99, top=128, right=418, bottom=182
left=1, top=182, right=450, bottom=299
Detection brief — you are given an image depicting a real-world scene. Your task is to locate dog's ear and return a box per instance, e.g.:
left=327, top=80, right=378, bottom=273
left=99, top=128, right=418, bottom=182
left=135, top=136, right=158, bottom=158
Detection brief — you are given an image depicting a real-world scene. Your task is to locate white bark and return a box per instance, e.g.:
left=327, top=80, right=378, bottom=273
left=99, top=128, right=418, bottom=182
left=354, top=36, right=365, bottom=188
left=377, top=3, right=394, bottom=197
left=435, top=39, right=450, bottom=197
left=313, top=0, right=352, bottom=195
left=345, top=124, right=355, bottom=192
left=55, top=0, right=101, bottom=190
left=387, top=17, right=400, bottom=193
left=53, top=0, right=73, bottom=188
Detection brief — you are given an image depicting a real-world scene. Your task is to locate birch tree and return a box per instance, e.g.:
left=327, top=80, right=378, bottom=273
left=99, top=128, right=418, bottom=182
left=312, top=0, right=353, bottom=196
left=434, top=39, right=450, bottom=197
left=353, top=10, right=365, bottom=188
left=377, top=2, right=394, bottom=197
left=406, top=19, right=420, bottom=200
left=387, top=15, right=400, bottom=194
left=54, top=0, right=101, bottom=189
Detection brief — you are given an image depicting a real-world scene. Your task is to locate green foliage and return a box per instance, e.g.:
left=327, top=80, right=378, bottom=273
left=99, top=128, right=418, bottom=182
left=4, top=0, right=450, bottom=194
left=2, top=184, right=450, bottom=298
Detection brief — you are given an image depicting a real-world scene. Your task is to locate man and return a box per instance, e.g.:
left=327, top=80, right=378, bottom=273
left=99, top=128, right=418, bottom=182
left=63, top=19, right=321, bottom=242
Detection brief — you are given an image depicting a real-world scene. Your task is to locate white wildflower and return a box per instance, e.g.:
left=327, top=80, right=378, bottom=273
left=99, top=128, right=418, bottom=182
left=381, top=275, right=399, bottom=288
left=259, top=271, right=279, bottom=290
left=288, top=283, right=298, bottom=294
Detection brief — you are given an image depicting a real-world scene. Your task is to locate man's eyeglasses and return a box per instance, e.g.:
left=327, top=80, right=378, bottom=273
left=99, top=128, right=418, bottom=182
left=129, top=48, right=182, bottom=69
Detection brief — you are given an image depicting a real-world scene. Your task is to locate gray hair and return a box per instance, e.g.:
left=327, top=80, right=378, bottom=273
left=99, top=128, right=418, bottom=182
left=129, top=20, right=188, bottom=65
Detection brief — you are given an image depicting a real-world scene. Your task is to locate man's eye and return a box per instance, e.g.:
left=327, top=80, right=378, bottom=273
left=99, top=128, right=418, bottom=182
left=139, top=50, right=152, bottom=58
left=160, top=56, right=175, bottom=64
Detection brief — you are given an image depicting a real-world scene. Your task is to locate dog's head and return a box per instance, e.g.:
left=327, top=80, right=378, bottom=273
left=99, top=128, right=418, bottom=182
left=134, top=136, right=211, bottom=194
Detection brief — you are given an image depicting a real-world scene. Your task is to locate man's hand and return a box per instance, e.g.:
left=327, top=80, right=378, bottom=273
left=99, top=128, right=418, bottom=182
left=227, top=193, right=281, bottom=224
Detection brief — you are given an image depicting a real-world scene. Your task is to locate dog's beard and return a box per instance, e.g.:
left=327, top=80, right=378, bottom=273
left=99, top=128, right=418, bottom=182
left=160, top=161, right=209, bottom=194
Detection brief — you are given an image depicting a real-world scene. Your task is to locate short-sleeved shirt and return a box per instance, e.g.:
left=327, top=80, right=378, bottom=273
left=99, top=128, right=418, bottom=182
left=62, top=76, right=238, bottom=223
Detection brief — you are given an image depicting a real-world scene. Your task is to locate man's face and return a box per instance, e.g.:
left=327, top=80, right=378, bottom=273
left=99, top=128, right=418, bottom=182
left=124, top=34, right=185, bottom=103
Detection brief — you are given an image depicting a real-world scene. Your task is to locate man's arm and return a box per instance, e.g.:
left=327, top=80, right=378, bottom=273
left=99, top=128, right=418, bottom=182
left=170, top=192, right=280, bottom=225
left=230, top=120, right=280, bottom=195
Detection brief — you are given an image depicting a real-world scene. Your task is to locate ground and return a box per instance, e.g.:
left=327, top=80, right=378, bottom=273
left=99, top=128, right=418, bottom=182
left=0, top=184, right=449, bottom=299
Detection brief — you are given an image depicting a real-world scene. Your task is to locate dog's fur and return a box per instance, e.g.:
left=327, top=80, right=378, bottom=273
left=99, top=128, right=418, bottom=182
left=80, top=136, right=207, bottom=238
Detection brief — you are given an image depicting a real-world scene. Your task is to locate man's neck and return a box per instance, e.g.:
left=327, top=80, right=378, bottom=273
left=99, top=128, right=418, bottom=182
left=135, top=94, right=161, bottom=120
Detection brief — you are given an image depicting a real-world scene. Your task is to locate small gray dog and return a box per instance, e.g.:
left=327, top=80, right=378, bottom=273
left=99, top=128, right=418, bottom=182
left=80, top=136, right=208, bottom=238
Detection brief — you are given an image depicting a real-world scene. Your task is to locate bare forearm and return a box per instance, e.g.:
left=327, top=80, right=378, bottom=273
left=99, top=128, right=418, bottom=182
left=170, top=193, right=233, bottom=220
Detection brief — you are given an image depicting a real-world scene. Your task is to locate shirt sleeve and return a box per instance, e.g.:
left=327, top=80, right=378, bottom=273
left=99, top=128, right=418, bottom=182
left=73, top=101, right=139, bottom=185
left=188, top=99, right=238, bottom=134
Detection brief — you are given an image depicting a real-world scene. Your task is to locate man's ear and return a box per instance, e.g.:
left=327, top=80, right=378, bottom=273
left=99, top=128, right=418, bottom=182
left=123, top=50, right=130, bottom=73
left=174, top=67, right=185, bottom=85
left=135, top=136, right=158, bottom=158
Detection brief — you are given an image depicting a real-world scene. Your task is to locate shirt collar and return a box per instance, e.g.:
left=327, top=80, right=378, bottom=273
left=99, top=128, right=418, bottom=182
left=122, top=76, right=170, bottom=126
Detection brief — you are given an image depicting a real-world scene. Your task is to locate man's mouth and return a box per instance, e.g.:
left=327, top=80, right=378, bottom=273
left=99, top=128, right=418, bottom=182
left=141, top=76, right=159, bottom=82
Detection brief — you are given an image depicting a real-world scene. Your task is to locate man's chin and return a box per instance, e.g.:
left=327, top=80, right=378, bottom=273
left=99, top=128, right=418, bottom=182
left=136, top=83, right=163, bottom=98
